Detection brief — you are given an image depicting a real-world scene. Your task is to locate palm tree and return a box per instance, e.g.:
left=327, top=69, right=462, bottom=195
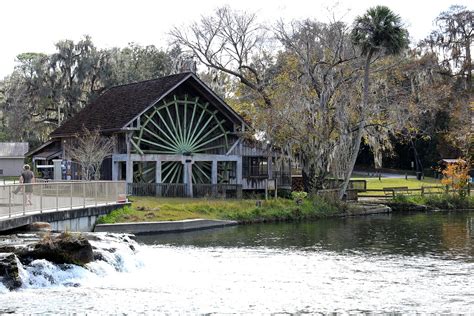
left=340, top=6, right=409, bottom=198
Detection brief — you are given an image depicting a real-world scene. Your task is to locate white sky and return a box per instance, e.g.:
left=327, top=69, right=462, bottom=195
left=1, top=0, right=472, bottom=78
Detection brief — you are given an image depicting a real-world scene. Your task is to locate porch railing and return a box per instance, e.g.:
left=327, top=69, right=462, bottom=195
left=128, top=183, right=243, bottom=199
left=128, top=183, right=187, bottom=197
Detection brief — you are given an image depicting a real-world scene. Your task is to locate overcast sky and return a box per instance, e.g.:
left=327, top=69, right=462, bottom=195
left=1, top=0, right=471, bottom=78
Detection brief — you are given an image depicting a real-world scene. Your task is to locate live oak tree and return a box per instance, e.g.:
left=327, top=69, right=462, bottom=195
left=422, top=5, right=473, bottom=90
left=420, top=6, right=473, bottom=159
left=272, top=19, right=359, bottom=191
left=0, top=37, right=175, bottom=145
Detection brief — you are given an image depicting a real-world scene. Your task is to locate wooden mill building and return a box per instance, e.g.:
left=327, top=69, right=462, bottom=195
left=29, top=73, right=291, bottom=197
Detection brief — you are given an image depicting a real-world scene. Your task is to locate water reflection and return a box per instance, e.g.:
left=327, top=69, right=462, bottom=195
left=137, top=211, right=474, bottom=260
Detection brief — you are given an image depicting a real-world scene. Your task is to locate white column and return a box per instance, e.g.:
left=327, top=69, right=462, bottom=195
left=126, top=160, right=133, bottom=184
left=267, top=156, right=273, bottom=179
left=211, top=160, right=218, bottom=184
left=182, top=160, right=193, bottom=197
left=52, top=159, right=62, bottom=181
left=155, top=160, right=162, bottom=183
left=125, top=132, right=133, bottom=184
left=236, top=157, right=242, bottom=185
left=211, top=160, right=218, bottom=197
left=112, top=160, right=119, bottom=181
left=187, top=162, right=193, bottom=198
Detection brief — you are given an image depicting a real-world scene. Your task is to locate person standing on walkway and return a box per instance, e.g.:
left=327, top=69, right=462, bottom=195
left=20, top=164, right=35, bottom=206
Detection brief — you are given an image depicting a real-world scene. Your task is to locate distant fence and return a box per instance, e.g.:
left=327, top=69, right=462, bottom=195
left=358, top=184, right=472, bottom=199
left=316, top=189, right=358, bottom=201
left=128, top=183, right=243, bottom=199
left=324, top=179, right=367, bottom=192
left=291, top=177, right=367, bottom=192
left=0, top=181, right=127, bottom=219
left=316, top=183, right=472, bottom=201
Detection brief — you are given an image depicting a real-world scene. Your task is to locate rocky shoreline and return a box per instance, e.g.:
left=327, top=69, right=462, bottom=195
left=0, top=224, right=137, bottom=290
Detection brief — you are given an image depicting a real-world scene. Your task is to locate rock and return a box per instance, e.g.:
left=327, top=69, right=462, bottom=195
left=0, top=253, right=22, bottom=290
left=0, top=245, right=17, bottom=253
left=24, top=233, right=94, bottom=266
left=93, top=252, right=106, bottom=261
left=27, top=222, right=52, bottom=232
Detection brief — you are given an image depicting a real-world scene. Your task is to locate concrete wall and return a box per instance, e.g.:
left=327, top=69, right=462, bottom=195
left=0, top=158, right=24, bottom=177
left=50, top=214, right=101, bottom=232
left=0, top=203, right=130, bottom=233
left=95, top=219, right=238, bottom=234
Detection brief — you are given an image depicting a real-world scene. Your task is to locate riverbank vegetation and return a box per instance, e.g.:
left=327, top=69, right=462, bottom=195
left=97, top=196, right=346, bottom=224
left=393, top=194, right=474, bottom=210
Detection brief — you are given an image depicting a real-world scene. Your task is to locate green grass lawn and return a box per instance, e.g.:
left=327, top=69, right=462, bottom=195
left=97, top=196, right=343, bottom=224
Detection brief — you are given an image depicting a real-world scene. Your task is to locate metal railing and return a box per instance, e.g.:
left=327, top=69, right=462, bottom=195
left=0, top=181, right=127, bottom=219
left=324, top=179, right=367, bottom=191
left=128, top=183, right=187, bottom=197
left=193, top=184, right=243, bottom=199
left=273, top=172, right=292, bottom=188
left=128, top=182, right=243, bottom=199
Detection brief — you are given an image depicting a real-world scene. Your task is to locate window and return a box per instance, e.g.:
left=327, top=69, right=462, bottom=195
left=243, top=157, right=268, bottom=178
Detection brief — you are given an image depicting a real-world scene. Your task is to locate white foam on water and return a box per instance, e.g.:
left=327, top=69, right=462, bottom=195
left=0, top=280, right=7, bottom=293
left=7, top=233, right=144, bottom=290
left=0, top=234, right=473, bottom=314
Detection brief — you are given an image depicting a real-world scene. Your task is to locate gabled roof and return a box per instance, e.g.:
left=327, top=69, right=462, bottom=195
left=0, top=143, right=29, bottom=157
left=25, top=139, right=58, bottom=157
left=50, top=72, right=246, bottom=137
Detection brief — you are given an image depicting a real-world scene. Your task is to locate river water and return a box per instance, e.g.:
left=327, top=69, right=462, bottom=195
left=0, top=211, right=473, bottom=314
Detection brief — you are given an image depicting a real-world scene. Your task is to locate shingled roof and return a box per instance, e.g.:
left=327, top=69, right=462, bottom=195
left=0, top=143, right=29, bottom=157
left=51, top=72, right=201, bottom=137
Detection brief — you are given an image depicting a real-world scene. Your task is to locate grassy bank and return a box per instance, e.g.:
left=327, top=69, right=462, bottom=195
left=97, top=196, right=345, bottom=224
left=393, top=194, right=474, bottom=210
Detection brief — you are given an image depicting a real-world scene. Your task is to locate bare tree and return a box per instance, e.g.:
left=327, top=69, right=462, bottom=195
left=65, top=127, right=115, bottom=180
left=169, top=6, right=274, bottom=107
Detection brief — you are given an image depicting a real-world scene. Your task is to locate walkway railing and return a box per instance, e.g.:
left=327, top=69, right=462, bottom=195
left=0, top=181, right=127, bottom=219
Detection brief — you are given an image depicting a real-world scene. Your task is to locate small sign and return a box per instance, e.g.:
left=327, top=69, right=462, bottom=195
left=117, top=194, right=127, bottom=203
left=267, top=179, right=276, bottom=190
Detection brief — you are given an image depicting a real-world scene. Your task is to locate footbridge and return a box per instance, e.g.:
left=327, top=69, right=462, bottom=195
left=0, top=181, right=128, bottom=232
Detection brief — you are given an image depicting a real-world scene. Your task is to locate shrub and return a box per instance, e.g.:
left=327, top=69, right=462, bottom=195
left=291, top=191, right=308, bottom=205
left=441, top=159, right=470, bottom=197
left=393, top=193, right=474, bottom=209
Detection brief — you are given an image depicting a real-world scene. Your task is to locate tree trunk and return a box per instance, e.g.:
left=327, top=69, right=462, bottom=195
left=302, top=169, right=313, bottom=193
left=410, top=137, right=423, bottom=179
left=339, top=52, right=373, bottom=199
left=465, top=41, right=471, bottom=90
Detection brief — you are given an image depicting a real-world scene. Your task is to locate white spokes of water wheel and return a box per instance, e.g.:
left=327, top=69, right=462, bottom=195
left=131, top=95, right=229, bottom=183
